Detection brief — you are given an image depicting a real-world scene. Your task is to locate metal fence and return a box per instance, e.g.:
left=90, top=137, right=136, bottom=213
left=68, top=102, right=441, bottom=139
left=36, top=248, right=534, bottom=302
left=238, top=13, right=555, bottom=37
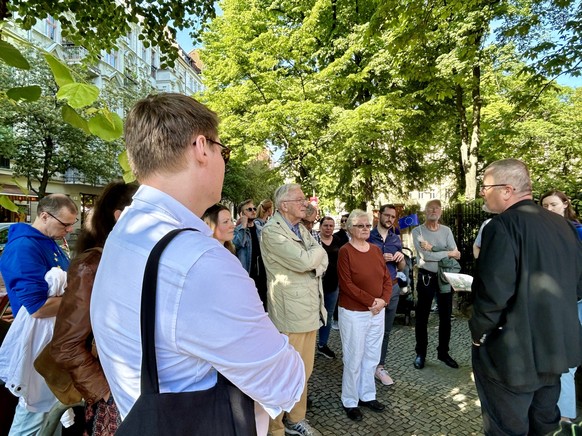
left=441, top=202, right=491, bottom=277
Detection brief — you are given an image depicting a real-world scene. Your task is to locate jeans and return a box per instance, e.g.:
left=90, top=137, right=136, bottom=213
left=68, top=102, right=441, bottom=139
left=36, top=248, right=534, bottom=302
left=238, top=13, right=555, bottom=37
left=318, top=288, right=339, bottom=347
left=378, top=284, right=400, bottom=366
left=415, top=269, right=452, bottom=357
left=9, top=403, right=47, bottom=436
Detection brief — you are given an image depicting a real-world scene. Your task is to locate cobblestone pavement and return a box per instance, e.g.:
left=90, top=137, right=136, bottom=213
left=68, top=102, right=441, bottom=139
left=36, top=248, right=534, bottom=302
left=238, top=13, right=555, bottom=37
left=306, top=312, right=484, bottom=436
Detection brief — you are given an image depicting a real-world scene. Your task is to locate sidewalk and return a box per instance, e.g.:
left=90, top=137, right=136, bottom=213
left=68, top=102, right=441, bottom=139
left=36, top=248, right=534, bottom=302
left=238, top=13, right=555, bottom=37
left=307, top=313, right=484, bottom=435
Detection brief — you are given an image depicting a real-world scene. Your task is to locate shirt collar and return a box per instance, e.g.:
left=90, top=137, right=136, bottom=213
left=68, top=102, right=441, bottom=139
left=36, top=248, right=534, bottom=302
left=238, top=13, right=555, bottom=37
left=278, top=213, right=302, bottom=239
left=132, top=185, right=213, bottom=237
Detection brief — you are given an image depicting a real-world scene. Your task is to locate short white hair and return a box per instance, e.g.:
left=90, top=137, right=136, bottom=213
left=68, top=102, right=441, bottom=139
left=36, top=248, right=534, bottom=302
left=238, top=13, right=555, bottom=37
left=274, top=183, right=302, bottom=209
left=346, top=209, right=370, bottom=234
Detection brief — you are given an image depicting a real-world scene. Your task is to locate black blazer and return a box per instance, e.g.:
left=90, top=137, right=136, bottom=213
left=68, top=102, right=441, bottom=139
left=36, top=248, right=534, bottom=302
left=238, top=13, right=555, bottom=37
left=470, top=200, right=582, bottom=387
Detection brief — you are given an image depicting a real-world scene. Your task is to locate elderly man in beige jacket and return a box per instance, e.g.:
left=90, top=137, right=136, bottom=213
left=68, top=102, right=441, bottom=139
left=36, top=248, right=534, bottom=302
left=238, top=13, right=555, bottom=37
left=260, top=183, right=328, bottom=436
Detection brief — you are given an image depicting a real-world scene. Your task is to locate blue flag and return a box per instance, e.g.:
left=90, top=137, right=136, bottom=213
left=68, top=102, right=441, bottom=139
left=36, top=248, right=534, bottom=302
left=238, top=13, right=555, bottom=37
left=398, top=214, right=419, bottom=229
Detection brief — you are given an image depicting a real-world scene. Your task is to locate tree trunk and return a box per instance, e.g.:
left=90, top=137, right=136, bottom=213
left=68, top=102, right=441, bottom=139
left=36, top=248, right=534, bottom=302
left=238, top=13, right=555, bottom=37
left=455, top=83, right=469, bottom=198
left=466, top=64, right=481, bottom=200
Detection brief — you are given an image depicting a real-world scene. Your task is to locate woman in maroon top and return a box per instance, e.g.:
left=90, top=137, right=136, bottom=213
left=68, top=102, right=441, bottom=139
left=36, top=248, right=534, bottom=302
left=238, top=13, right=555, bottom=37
left=337, top=210, right=392, bottom=422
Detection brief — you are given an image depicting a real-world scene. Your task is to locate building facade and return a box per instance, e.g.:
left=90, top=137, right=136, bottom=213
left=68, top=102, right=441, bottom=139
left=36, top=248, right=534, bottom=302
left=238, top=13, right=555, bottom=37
left=0, top=13, right=204, bottom=226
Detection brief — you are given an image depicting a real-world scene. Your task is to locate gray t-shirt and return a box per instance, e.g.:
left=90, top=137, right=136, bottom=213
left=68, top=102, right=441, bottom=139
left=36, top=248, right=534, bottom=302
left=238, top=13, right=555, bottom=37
left=411, top=224, right=457, bottom=273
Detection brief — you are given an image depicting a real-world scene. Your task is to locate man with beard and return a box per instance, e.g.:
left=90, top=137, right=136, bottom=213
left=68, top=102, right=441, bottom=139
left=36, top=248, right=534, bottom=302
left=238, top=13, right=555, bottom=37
left=368, top=204, right=405, bottom=386
left=411, top=200, right=461, bottom=370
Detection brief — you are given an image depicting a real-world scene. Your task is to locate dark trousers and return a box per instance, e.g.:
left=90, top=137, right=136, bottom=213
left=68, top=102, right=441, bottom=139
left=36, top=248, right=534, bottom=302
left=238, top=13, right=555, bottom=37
left=472, top=347, right=561, bottom=436
left=415, top=269, right=452, bottom=357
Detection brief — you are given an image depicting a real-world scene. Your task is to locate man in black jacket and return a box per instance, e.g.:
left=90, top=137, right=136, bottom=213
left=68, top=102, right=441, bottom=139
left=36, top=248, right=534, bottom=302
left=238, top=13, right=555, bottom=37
left=470, top=158, right=582, bottom=435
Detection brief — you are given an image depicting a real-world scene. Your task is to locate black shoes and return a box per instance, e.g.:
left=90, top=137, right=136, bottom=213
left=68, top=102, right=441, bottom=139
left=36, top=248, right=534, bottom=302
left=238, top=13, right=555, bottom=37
left=358, top=399, right=385, bottom=412
left=413, top=355, right=425, bottom=369
left=438, top=354, right=459, bottom=369
left=317, top=344, right=336, bottom=359
left=344, top=406, right=363, bottom=421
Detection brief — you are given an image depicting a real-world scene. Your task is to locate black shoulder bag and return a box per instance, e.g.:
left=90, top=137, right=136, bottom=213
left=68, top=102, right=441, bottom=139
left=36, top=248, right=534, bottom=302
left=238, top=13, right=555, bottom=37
left=116, top=228, right=257, bottom=436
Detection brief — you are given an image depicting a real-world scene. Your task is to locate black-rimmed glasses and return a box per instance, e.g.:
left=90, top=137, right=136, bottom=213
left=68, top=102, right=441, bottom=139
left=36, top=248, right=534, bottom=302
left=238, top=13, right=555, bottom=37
left=480, top=184, right=507, bottom=193
left=46, top=212, right=78, bottom=228
left=205, top=137, right=231, bottom=164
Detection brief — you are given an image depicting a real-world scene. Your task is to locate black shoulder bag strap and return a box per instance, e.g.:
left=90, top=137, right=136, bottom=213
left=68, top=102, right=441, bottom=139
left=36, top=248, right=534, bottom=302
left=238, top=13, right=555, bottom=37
left=140, top=228, right=197, bottom=394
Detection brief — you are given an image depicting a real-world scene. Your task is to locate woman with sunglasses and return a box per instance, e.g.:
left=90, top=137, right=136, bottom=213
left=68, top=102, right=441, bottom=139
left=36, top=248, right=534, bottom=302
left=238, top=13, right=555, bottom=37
left=337, top=210, right=391, bottom=422
left=233, top=199, right=268, bottom=310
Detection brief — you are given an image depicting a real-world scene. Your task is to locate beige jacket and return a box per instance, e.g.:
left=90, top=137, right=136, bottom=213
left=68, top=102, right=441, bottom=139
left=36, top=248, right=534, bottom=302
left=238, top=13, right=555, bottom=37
left=260, top=212, right=328, bottom=333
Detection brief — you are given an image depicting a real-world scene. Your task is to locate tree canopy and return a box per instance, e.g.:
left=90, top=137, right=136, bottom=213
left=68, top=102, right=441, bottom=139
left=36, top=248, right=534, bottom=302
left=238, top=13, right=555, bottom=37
left=201, top=0, right=581, bottom=208
left=1, top=0, right=216, bottom=67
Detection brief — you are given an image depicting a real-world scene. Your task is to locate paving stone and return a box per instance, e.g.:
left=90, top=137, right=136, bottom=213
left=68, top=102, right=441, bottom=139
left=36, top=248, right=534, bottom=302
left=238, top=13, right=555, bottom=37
left=306, top=313, right=485, bottom=435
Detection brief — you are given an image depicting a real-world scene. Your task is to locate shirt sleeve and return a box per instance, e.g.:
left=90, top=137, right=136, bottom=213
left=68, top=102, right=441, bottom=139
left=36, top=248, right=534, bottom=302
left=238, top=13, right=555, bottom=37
left=232, top=225, right=248, bottom=250
left=2, top=239, right=49, bottom=315
left=412, top=227, right=449, bottom=262
left=175, top=248, right=305, bottom=418
left=50, top=251, right=110, bottom=404
left=469, top=219, right=517, bottom=343
left=261, top=226, right=327, bottom=274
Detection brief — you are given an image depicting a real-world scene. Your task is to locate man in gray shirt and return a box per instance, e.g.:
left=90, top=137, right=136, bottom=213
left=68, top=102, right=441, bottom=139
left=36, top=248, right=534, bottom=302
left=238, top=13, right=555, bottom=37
left=411, top=199, right=461, bottom=370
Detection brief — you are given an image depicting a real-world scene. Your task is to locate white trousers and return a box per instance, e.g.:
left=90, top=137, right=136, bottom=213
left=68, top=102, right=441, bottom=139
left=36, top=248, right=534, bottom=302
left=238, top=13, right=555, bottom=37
left=339, top=307, right=384, bottom=408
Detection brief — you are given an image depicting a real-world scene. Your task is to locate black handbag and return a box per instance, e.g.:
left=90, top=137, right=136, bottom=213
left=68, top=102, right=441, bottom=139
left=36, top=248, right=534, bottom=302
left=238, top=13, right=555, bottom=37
left=116, top=228, right=257, bottom=436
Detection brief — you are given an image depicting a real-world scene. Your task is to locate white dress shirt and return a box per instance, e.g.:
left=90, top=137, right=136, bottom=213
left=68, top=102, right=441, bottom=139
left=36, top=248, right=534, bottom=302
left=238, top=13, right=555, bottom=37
left=90, top=185, right=304, bottom=422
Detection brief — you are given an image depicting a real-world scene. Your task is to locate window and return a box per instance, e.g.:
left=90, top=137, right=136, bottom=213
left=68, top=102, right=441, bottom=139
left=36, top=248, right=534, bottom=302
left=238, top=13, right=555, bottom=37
left=45, top=15, right=57, bottom=40
left=0, top=156, right=10, bottom=169
left=105, top=51, right=118, bottom=68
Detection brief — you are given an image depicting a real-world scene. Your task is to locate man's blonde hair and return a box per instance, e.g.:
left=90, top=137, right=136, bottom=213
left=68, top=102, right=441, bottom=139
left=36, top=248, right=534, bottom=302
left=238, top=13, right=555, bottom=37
left=124, top=93, right=219, bottom=180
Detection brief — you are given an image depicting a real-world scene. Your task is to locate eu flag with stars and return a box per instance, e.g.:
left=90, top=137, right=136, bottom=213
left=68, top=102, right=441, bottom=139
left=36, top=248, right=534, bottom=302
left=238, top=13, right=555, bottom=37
left=398, top=214, right=419, bottom=229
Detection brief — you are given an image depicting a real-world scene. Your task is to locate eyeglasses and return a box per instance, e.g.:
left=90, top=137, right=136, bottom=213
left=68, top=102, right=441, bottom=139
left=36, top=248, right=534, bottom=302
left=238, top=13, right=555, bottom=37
left=283, top=198, right=307, bottom=204
left=245, top=207, right=257, bottom=212
left=480, top=184, right=507, bottom=193
left=353, top=224, right=372, bottom=229
left=46, top=212, right=78, bottom=228
left=205, top=137, right=231, bottom=164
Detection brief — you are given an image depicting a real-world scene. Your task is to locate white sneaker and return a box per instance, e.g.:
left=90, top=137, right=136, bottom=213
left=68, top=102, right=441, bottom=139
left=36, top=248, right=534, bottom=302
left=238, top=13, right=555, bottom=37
left=375, top=367, right=394, bottom=386
left=331, top=320, right=339, bottom=330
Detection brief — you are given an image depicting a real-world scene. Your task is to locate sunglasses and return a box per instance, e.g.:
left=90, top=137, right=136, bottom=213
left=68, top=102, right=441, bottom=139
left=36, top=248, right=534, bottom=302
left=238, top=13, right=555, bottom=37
left=353, top=224, right=372, bottom=229
left=205, top=137, right=231, bottom=164
left=245, top=207, right=257, bottom=212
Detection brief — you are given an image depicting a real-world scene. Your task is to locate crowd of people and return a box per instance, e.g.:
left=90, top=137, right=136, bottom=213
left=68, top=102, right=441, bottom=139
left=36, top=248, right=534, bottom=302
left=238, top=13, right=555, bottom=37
left=0, top=93, right=580, bottom=436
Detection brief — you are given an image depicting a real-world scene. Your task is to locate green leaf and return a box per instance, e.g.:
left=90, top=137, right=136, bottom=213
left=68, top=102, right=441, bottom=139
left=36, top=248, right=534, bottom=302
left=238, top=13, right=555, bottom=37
left=0, top=41, right=30, bottom=70
left=6, top=86, right=42, bottom=102
left=0, top=195, right=19, bottom=213
left=88, top=110, right=123, bottom=141
left=56, top=83, right=100, bottom=108
left=43, top=54, right=75, bottom=87
left=119, top=150, right=136, bottom=182
left=62, top=105, right=90, bottom=134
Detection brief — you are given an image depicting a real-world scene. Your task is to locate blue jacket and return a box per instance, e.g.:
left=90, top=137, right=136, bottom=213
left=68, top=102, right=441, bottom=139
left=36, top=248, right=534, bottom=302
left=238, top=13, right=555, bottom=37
left=233, top=220, right=264, bottom=273
left=0, top=223, right=69, bottom=316
left=368, top=227, right=401, bottom=279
